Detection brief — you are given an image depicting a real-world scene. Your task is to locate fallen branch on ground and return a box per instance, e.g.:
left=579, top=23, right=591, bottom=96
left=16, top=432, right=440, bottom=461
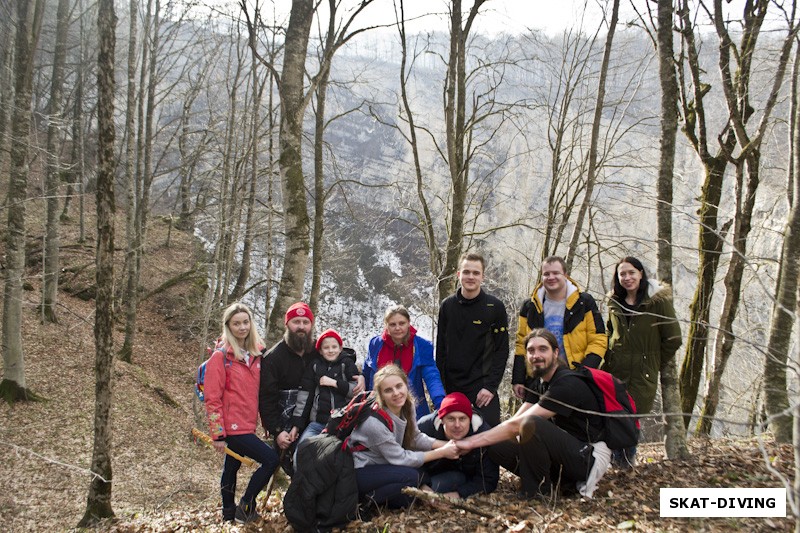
left=401, top=487, right=495, bottom=518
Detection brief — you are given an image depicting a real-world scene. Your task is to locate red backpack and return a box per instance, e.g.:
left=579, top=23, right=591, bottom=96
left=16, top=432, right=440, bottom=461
left=571, top=365, right=639, bottom=449
left=322, top=391, right=393, bottom=452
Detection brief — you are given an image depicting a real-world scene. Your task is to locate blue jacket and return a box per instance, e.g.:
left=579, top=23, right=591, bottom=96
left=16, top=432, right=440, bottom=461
left=365, top=332, right=446, bottom=419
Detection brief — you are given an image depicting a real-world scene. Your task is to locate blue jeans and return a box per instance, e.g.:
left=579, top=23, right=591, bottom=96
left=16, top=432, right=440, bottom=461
left=221, top=433, right=280, bottom=510
left=293, top=422, right=326, bottom=465
left=355, top=464, right=429, bottom=508
left=430, top=470, right=467, bottom=494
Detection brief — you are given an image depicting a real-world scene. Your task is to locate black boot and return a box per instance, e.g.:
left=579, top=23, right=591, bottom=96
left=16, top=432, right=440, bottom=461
left=234, top=499, right=260, bottom=524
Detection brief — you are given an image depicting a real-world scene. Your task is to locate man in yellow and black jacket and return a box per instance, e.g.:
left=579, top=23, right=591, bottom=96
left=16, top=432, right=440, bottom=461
left=511, top=256, right=606, bottom=399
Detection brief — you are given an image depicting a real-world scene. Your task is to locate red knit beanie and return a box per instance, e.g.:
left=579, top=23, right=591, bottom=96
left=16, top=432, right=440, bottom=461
left=285, top=302, right=314, bottom=324
left=438, top=392, right=473, bottom=419
left=315, top=328, right=343, bottom=351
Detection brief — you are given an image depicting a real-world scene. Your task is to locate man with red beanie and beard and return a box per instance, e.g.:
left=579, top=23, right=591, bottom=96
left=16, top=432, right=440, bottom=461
left=259, top=302, right=316, bottom=475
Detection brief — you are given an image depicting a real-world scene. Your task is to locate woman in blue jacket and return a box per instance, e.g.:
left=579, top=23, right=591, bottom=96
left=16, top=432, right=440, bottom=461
left=364, top=305, right=446, bottom=419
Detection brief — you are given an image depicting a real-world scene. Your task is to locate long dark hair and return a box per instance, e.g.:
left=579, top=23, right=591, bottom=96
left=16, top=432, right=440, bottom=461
left=611, top=256, right=649, bottom=306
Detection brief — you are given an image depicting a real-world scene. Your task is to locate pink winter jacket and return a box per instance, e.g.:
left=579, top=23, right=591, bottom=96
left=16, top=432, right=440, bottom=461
left=205, top=344, right=262, bottom=440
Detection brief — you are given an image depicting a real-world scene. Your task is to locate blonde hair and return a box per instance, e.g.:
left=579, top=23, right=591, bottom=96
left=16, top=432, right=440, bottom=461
left=220, top=302, right=263, bottom=361
left=373, top=365, right=417, bottom=448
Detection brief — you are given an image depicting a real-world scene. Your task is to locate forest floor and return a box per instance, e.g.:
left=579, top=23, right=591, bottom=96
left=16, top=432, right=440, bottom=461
left=0, top=213, right=796, bottom=532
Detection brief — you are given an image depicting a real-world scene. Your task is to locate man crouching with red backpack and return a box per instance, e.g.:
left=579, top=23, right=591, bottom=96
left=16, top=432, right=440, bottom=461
left=455, top=329, right=612, bottom=501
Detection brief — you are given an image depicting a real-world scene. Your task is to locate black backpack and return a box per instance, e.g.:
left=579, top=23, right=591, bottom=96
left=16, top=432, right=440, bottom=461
left=571, top=366, right=639, bottom=450
left=284, top=391, right=393, bottom=532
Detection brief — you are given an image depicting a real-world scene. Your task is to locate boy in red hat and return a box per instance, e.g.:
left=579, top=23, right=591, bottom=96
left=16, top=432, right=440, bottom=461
left=291, top=328, right=361, bottom=459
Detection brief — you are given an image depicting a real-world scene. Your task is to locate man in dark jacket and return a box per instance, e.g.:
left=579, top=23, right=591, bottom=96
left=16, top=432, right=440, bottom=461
left=436, top=252, right=509, bottom=427
left=418, top=392, right=498, bottom=499
left=259, top=302, right=317, bottom=456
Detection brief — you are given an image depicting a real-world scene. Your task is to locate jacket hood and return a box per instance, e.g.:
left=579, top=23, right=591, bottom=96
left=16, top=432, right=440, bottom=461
left=532, top=275, right=581, bottom=311
left=431, top=411, right=485, bottom=434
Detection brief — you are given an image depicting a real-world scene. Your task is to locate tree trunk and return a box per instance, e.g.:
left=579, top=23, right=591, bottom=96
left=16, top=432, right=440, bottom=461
left=230, top=40, right=264, bottom=302
left=0, top=0, right=45, bottom=403
left=265, top=0, right=315, bottom=342
left=309, top=0, right=340, bottom=315
left=436, top=0, right=488, bottom=302
left=763, top=43, right=800, bottom=444
left=655, top=0, right=688, bottom=460
left=696, top=0, right=793, bottom=435
left=396, top=0, right=441, bottom=281
left=309, top=67, right=329, bottom=315
left=678, top=148, right=732, bottom=428
left=656, top=0, right=677, bottom=286
left=41, top=0, right=72, bottom=323
left=119, top=0, right=138, bottom=363
left=123, top=0, right=160, bottom=362
left=0, top=2, right=15, bottom=188
left=77, top=0, right=116, bottom=522
left=565, top=0, right=619, bottom=271
left=61, top=15, right=84, bottom=225
left=698, top=155, right=759, bottom=435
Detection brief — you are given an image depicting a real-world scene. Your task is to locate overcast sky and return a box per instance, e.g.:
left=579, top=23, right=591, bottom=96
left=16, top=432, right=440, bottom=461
left=229, top=1, right=773, bottom=39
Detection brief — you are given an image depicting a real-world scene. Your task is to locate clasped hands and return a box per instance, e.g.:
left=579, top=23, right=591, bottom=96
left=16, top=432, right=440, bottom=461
left=438, top=438, right=475, bottom=459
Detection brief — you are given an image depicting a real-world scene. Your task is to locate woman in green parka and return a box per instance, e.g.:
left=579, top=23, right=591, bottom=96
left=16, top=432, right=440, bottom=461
left=604, top=257, right=682, bottom=466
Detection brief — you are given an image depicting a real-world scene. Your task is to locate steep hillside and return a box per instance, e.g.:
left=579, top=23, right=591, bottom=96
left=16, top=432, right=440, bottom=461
left=0, top=213, right=222, bottom=531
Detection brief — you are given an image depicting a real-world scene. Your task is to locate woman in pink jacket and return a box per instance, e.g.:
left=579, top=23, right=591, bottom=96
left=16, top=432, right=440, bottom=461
left=205, top=302, right=279, bottom=524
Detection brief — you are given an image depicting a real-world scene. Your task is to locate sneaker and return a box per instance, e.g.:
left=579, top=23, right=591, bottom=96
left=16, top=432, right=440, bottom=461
left=234, top=500, right=260, bottom=524
left=222, top=505, right=236, bottom=522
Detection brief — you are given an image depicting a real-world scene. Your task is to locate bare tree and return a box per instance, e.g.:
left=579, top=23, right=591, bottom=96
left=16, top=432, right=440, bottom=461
left=675, top=0, right=737, bottom=428
left=654, top=0, right=689, bottom=460
left=77, top=0, right=116, bottom=523
left=436, top=0, right=489, bottom=300
left=698, top=1, right=797, bottom=437
left=243, top=0, right=316, bottom=342
left=120, top=0, right=139, bottom=364
left=0, top=0, right=45, bottom=403
left=564, top=0, right=619, bottom=270
left=229, top=26, right=266, bottom=303
left=0, top=1, right=15, bottom=176
left=308, top=0, right=377, bottom=313
left=41, top=0, right=73, bottom=323
left=763, top=27, right=800, bottom=446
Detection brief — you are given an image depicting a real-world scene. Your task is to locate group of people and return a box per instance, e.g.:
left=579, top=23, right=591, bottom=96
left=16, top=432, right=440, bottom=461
left=202, top=251, right=682, bottom=524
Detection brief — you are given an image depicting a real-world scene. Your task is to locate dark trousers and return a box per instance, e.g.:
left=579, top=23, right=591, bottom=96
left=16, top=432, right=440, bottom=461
left=355, top=464, right=429, bottom=508
left=221, top=433, right=280, bottom=510
left=488, top=416, right=593, bottom=497
left=460, top=388, right=501, bottom=427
